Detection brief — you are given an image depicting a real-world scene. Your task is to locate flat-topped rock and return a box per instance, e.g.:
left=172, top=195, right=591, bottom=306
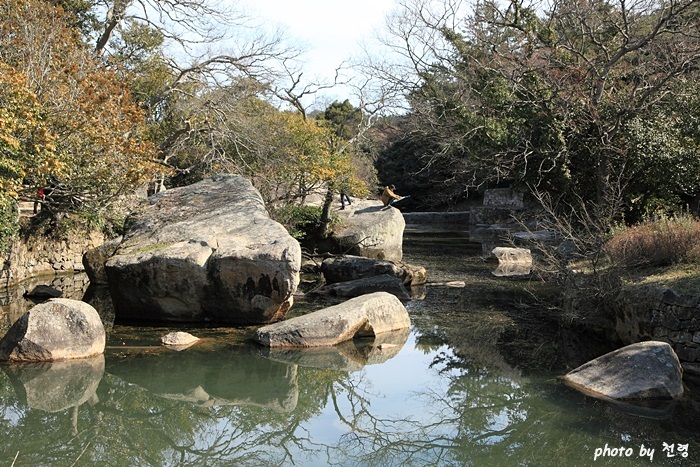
left=253, top=292, right=410, bottom=347
left=105, top=175, right=301, bottom=325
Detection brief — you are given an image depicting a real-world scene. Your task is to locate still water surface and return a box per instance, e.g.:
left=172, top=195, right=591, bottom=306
left=0, top=229, right=698, bottom=466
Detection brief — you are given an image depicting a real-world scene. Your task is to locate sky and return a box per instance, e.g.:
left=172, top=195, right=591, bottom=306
left=239, top=0, right=399, bottom=106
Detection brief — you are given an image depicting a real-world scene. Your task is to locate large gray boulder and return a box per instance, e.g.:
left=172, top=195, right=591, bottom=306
left=0, top=299, right=106, bottom=362
left=562, top=341, right=683, bottom=400
left=328, top=200, right=405, bottom=262
left=254, top=291, right=410, bottom=347
left=105, top=175, right=301, bottom=325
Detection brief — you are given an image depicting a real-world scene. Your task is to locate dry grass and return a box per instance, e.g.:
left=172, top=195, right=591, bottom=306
left=605, top=214, right=700, bottom=268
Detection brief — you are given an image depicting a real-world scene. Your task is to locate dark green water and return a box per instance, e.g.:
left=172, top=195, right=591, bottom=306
left=0, top=229, right=699, bottom=466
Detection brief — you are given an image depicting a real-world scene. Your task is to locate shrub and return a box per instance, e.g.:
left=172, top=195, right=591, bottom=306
left=273, top=205, right=325, bottom=242
left=0, top=194, right=19, bottom=252
left=605, top=214, right=700, bottom=268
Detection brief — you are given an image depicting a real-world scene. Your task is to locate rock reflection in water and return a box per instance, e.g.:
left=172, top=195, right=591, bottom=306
left=491, top=263, right=532, bottom=277
left=1, top=355, right=104, bottom=412
left=261, top=327, right=409, bottom=371
left=105, top=346, right=299, bottom=412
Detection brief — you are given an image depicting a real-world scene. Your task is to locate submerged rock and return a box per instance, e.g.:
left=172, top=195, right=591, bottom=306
left=253, top=291, right=410, bottom=347
left=161, top=331, right=200, bottom=347
left=315, top=274, right=411, bottom=300
left=562, top=341, right=683, bottom=400
left=320, top=255, right=427, bottom=287
left=105, top=174, right=301, bottom=325
left=260, top=328, right=410, bottom=371
left=0, top=299, right=105, bottom=362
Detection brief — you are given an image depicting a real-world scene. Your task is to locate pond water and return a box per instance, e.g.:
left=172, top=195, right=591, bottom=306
left=0, top=228, right=699, bottom=466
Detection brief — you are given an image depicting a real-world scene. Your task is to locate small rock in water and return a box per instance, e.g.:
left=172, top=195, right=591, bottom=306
left=161, top=331, right=200, bottom=347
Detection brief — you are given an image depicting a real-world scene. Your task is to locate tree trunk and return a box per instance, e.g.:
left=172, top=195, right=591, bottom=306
left=319, top=187, right=335, bottom=237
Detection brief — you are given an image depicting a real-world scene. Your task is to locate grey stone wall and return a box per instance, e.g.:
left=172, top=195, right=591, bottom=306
left=1, top=230, right=104, bottom=287
left=615, top=286, right=700, bottom=364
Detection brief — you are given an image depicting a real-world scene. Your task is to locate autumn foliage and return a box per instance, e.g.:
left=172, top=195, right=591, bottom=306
left=0, top=0, right=159, bottom=219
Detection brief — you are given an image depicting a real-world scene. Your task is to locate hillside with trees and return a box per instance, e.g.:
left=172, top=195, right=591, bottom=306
left=1, top=0, right=699, bottom=261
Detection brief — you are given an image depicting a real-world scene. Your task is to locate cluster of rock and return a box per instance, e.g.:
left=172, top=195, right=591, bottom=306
left=312, top=255, right=426, bottom=300
left=1, top=178, right=693, bottom=417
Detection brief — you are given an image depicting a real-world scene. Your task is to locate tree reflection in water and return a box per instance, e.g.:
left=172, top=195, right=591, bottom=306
left=0, top=328, right=699, bottom=465
left=1, top=226, right=699, bottom=465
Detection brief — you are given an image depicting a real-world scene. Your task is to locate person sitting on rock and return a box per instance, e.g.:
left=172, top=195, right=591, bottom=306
left=381, top=184, right=402, bottom=207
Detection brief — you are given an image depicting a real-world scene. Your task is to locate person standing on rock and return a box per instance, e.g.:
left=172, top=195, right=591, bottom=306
left=339, top=177, right=352, bottom=210
left=381, top=185, right=402, bottom=207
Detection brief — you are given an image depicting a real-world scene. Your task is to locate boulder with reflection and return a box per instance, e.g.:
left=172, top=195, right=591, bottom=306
left=562, top=341, right=683, bottom=400
left=261, top=327, right=410, bottom=371
left=254, top=292, right=410, bottom=347
left=0, top=298, right=105, bottom=362
left=491, top=246, right=532, bottom=264
left=105, top=175, right=301, bottom=325
left=106, top=347, right=298, bottom=412
left=2, top=355, right=104, bottom=412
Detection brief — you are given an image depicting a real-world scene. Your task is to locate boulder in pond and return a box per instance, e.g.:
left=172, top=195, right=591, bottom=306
left=492, top=246, right=532, bottom=264
left=324, top=199, right=405, bottom=262
left=104, top=174, right=301, bottom=325
left=82, top=236, right=122, bottom=285
left=254, top=291, right=410, bottom=347
left=161, top=331, right=200, bottom=347
left=320, top=255, right=427, bottom=286
left=314, top=274, right=411, bottom=300
left=562, top=341, right=683, bottom=400
left=0, top=298, right=106, bottom=362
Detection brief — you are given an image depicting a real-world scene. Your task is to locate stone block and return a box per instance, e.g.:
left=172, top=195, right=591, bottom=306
left=482, top=188, right=524, bottom=209
left=669, top=330, right=694, bottom=344
left=675, top=344, right=700, bottom=362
